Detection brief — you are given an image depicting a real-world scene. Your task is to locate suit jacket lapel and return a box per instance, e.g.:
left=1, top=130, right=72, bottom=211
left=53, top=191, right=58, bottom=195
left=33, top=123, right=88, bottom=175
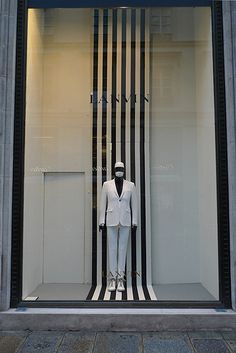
left=112, top=179, right=119, bottom=199
left=120, top=179, right=126, bottom=199
left=112, top=178, right=126, bottom=199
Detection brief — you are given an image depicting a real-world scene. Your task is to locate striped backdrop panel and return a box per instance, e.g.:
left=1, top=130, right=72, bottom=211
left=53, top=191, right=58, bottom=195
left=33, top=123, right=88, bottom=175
left=87, top=9, right=157, bottom=301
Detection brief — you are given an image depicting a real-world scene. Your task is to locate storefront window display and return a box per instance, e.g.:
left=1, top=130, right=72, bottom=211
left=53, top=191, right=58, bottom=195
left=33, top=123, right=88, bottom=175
left=22, top=6, right=219, bottom=303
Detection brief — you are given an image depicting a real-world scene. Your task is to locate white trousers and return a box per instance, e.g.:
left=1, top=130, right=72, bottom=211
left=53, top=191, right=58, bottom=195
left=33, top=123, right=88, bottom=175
left=107, top=225, right=130, bottom=279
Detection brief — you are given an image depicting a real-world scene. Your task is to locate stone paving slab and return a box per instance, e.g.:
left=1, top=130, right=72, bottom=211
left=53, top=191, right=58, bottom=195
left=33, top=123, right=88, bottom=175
left=93, top=333, right=142, bottom=353
left=226, top=340, right=236, bottom=353
left=0, top=330, right=235, bottom=353
left=18, top=331, right=64, bottom=353
left=187, top=330, right=223, bottom=339
left=144, top=332, right=189, bottom=339
left=222, top=331, right=236, bottom=340
left=143, top=333, right=193, bottom=353
left=192, top=338, right=232, bottom=353
left=0, top=332, right=28, bottom=353
left=57, top=332, right=96, bottom=353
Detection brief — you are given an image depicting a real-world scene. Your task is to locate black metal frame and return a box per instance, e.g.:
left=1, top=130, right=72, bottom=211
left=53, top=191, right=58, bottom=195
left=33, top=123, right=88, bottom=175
left=11, top=0, right=232, bottom=309
left=11, top=0, right=28, bottom=308
left=28, top=0, right=211, bottom=8
left=211, top=0, right=231, bottom=309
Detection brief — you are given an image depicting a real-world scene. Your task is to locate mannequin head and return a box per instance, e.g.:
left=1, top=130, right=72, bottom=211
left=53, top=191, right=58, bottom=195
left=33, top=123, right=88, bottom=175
left=114, top=161, right=125, bottom=178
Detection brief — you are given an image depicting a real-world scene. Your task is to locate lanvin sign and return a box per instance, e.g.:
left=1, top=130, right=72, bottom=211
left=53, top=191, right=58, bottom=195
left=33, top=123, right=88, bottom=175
left=90, top=93, right=150, bottom=104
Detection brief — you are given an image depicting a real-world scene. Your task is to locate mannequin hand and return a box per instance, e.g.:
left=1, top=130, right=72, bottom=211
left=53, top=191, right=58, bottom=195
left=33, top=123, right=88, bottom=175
left=99, top=224, right=106, bottom=232
left=132, top=224, right=137, bottom=231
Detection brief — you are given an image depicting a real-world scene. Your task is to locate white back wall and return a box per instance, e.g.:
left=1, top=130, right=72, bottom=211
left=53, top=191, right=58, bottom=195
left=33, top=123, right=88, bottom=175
left=41, top=9, right=93, bottom=284
left=150, top=8, right=199, bottom=285
left=23, top=9, right=93, bottom=298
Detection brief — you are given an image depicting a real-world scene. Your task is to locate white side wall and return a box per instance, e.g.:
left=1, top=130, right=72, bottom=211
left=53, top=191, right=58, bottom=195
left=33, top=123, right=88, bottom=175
left=150, top=8, right=218, bottom=299
left=194, top=8, right=219, bottom=299
left=23, top=10, right=44, bottom=298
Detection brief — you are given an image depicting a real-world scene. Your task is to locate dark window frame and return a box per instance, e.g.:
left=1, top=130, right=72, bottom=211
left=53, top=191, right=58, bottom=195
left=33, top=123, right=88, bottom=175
left=11, top=0, right=232, bottom=309
left=27, top=0, right=211, bottom=7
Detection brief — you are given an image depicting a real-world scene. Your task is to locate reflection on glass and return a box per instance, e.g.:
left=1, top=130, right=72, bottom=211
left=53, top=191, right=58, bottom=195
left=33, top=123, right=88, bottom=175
left=23, top=7, right=218, bottom=302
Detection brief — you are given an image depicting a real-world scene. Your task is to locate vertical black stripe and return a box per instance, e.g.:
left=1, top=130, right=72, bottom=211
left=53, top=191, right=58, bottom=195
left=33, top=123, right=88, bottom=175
left=130, top=9, right=139, bottom=301
left=121, top=9, right=127, bottom=301
left=121, top=9, right=126, bottom=165
left=122, top=283, right=127, bottom=301
left=112, top=9, right=117, bottom=176
left=87, top=9, right=99, bottom=300
left=140, top=9, right=151, bottom=300
left=99, top=9, right=109, bottom=301
left=110, top=10, right=118, bottom=302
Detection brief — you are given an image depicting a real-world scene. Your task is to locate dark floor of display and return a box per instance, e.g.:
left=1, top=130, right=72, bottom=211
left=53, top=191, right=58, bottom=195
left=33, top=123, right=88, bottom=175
left=25, top=283, right=216, bottom=301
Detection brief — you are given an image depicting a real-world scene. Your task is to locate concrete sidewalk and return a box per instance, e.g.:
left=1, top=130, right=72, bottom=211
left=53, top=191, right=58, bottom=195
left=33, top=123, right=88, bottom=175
left=0, top=331, right=236, bottom=353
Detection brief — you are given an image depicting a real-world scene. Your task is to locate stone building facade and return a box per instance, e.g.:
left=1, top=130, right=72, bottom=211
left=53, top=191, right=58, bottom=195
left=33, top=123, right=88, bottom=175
left=0, top=0, right=236, bottom=330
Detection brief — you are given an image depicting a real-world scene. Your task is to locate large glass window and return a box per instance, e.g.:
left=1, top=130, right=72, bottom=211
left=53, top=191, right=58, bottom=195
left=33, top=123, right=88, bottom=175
left=22, top=6, right=218, bottom=302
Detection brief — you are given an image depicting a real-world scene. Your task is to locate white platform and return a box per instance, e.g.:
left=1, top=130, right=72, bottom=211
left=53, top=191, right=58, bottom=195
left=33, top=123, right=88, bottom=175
left=27, top=284, right=91, bottom=301
left=25, top=283, right=216, bottom=301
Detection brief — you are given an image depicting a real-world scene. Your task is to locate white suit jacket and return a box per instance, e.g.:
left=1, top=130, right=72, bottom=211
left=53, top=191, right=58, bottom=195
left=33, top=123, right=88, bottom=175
left=99, top=179, right=138, bottom=227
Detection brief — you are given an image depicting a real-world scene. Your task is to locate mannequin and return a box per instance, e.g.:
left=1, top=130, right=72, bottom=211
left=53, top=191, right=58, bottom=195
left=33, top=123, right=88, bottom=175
left=99, top=162, right=138, bottom=291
